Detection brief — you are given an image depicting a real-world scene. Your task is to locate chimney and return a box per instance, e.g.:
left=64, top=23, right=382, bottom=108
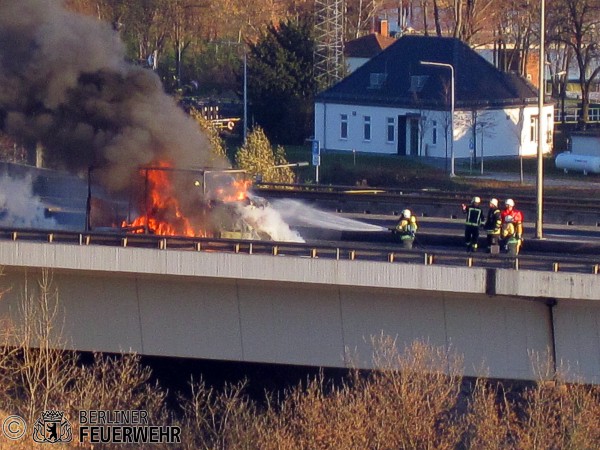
left=379, top=19, right=389, bottom=37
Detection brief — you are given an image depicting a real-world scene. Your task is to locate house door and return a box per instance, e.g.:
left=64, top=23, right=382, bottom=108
left=397, top=116, right=407, bottom=155
left=409, top=118, right=419, bottom=156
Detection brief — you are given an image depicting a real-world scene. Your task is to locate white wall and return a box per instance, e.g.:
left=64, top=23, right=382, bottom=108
left=314, top=102, right=554, bottom=158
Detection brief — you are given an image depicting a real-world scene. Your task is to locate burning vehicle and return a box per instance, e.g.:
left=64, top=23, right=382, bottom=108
left=114, top=163, right=293, bottom=241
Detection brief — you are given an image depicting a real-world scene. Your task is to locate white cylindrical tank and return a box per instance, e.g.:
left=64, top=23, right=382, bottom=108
left=555, top=152, right=600, bottom=174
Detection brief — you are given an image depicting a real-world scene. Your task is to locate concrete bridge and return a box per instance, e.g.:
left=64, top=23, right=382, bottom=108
left=0, top=240, right=599, bottom=383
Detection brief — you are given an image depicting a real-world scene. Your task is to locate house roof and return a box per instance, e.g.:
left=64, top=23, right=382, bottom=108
left=344, top=33, right=396, bottom=59
left=319, top=35, right=540, bottom=109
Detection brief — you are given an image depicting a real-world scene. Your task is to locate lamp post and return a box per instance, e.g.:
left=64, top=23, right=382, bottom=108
left=243, top=50, right=248, bottom=144
left=536, top=0, right=545, bottom=239
left=420, top=61, right=455, bottom=177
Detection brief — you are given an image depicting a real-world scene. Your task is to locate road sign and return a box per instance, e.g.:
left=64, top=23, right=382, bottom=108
left=312, top=140, right=320, bottom=166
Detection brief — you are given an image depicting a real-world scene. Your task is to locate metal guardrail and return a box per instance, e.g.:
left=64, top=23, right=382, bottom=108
left=1, top=228, right=599, bottom=275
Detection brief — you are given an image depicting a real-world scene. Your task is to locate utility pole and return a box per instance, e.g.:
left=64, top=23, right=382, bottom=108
left=536, top=0, right=545, bottom=239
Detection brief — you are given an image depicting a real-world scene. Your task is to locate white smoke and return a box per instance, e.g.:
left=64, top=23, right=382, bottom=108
left=0, top=175, right=57, bottom=229
left=270, top=199, right=386, bottom=231
left=236, top=201, right=304, bottom=243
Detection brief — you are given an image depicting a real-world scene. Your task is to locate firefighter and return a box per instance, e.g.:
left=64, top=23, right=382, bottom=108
left=501, top=215, right=520, bottom=255
left=501, top=198, right=524, bottom=249
left=461, top=196, right=483, bottom=252
left=393, top=209, right=418, bottom=249
left=483, top=198, right=502, bottom=252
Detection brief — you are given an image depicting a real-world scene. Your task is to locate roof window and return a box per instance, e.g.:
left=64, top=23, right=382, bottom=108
left=409, top=75, right=428, bottom=93
left=369, top=72, right=387, bottom=89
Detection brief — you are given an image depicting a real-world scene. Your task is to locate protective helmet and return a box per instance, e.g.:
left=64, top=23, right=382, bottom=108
left=505, top=198, right=515, bottom=207
left=402, top=209, right=411, bottom=219
left=490, top=198, right=498, bottom=207
left=505, top=215, right=514, bottom=223
left=472, top=196, right=481, bottom=204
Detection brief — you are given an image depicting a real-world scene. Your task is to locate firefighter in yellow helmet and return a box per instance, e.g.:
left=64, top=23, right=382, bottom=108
left=501, top=214, right=521, bottom=256
left=393, top=209, right=418, bottom=249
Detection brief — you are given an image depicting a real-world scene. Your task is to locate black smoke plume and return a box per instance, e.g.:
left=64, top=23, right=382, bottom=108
left=0, top=0, right=225, bottom=194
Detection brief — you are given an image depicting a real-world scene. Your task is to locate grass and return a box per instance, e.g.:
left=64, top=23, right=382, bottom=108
left=225, top=135, right=600, bottom=195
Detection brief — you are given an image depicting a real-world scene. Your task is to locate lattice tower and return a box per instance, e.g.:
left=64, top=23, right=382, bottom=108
left=314, top=0, right=344, bottom=90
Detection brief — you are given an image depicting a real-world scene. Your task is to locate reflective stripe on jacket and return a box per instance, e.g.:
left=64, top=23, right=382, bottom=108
left=395, top=216, right=418, bottom=240
left=485, top=208, right=502, bottom=235
left=465, top=206, right=483, bottom=227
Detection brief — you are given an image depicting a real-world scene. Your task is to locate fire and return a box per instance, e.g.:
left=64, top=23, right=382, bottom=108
left=122, top=161, right=200, bottom=236
left=214, top=179, right=253, bottom=203
left=121, top=161, right=252, bottom=237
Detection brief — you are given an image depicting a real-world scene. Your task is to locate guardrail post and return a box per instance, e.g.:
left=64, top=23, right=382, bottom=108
left=553, top=262, right=559, bottom=272
left=311, top=248, right=317, bottom=258
left=234, top=243, right=240, bottom=253
left=514, top=258, right=519, bottom=270
left=121, top=237, right=128, bottom=247
left=388, top=253, right=394, bottom=262
left=467, top=257, right=473, bottom=267
left=159, top=238, right=167, bottom=250
left=11, top=232, right=17, bottom=241
left=336, top=248, right=340, bottom=260
left=593, top=264, right=599, bottom=275
left=85, top=235, right=91, bottom=245
left=349, top=250, right=355, bottom=260
left=48, top=234, right=54, bottom=243
left=272, top=246, right=279, bottom=256
left=248, top=243, right=253, bottom=255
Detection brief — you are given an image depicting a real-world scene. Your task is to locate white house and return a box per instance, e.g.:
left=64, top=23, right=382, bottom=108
left=314, top=36, right=554, bottom=160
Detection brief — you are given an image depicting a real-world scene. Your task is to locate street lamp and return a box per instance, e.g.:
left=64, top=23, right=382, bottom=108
left=536, top=0, right=545, bottom=239
left=420, top=61, right=455, bottom=177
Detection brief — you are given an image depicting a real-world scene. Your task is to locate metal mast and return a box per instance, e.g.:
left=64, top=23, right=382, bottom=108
left=314, top=0, right=344, bottom=89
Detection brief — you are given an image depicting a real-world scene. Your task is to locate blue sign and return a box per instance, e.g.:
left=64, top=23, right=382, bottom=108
left=312, top=140, right=320, bottom=166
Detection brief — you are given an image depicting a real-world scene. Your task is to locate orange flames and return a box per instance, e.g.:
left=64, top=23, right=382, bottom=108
left=121, top=161, right=251, bottom=237
left=212, top=179, right=252, bottom=203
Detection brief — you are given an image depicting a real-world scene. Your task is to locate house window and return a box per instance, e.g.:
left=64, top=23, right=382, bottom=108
left=546, top=113, right=552, bottom=143
left=386, top=117, right=394, bottom=142
left=530, top=115, right=538, bottom=142
left=364, top=116, right=371, bottom=141
left=432, top=120, right=437, bottom=144
left=340, top=114, right=348, bottom=139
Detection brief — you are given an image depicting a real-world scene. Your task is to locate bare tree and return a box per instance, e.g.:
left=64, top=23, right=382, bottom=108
left=0, top=270, right=78, bottom=423
left=494, top=0, right=536, bottom=77
left=346, top=0, right=385, bottom=39
left=547, top=0, right=600, bottom=127
left=450, top=0, right=502, bottom=44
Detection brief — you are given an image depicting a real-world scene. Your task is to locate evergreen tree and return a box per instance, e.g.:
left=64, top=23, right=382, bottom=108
left=246, top=16, right=318, bottom=145
left=235, top=126, right=294, bottom=183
